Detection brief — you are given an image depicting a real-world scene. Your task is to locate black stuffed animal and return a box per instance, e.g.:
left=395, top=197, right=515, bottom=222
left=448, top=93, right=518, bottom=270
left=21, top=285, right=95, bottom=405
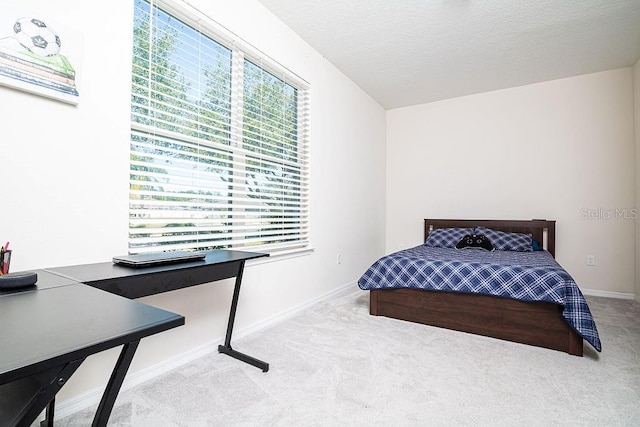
left=455, top=234, right=494, bottom=251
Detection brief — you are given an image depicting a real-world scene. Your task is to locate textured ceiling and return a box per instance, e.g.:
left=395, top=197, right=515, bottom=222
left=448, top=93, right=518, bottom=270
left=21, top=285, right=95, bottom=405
left=257, top=0, right=640, bottom=109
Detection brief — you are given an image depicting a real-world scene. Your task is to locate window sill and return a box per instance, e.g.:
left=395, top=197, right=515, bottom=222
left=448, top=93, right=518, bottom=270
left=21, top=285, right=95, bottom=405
left=246, top=247, right=315, bottom=266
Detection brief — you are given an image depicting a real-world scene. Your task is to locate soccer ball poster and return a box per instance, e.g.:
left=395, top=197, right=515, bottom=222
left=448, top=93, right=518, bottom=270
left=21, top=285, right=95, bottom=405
left=0, top=1, right=82, bottom=104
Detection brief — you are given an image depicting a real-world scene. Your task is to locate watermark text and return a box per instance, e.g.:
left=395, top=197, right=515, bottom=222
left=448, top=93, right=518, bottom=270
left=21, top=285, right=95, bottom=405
left=580, top=208, right=638, bottom=220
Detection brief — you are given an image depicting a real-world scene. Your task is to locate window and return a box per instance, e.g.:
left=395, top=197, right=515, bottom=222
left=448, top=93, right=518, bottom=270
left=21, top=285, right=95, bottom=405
left=130, top=0, right=309, bottom=254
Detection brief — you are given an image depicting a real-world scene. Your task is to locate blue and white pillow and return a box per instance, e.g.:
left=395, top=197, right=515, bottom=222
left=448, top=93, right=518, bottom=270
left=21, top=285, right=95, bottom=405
left=474, top=227, right=533, bottom=252
left=425, top=227, right=475, bottom=248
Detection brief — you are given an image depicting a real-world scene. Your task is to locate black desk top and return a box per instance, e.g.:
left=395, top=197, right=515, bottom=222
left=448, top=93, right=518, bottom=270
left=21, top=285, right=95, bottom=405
left=0, top=269, right=76, bottom=296
left=44, top=250, right=269, bottom=299
left=0, top=279, right=184, bottom=385
left=46, top=250, right=267, bottom=284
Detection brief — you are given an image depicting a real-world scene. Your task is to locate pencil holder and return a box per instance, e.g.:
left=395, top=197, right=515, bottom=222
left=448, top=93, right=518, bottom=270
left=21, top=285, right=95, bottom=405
left=1, top=250, right=11, bottom=275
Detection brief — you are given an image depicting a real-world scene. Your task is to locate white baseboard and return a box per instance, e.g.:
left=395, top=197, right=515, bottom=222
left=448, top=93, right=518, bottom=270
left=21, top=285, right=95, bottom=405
left=53, top=280, right=357, bottom=421
left=581, top=288, right=636, bottom=300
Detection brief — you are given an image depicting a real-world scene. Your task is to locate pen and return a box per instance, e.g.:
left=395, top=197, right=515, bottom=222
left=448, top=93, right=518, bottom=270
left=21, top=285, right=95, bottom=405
left=1, top=242, right=9, bottom=274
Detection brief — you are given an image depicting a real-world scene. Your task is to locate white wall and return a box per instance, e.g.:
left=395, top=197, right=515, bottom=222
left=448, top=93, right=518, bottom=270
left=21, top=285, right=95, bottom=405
left=386, top=68, right=636, bottom=295
left=0, top=0, right=386, bottom=407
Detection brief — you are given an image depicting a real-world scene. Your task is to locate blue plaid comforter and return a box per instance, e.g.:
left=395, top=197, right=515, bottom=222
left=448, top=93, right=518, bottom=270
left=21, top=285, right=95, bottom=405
left=358, top=245, right=601, bottom=351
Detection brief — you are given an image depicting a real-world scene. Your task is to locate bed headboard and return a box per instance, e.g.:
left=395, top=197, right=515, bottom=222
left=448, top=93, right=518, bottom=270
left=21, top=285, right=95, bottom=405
left=423, top=219, right=556, bottom=257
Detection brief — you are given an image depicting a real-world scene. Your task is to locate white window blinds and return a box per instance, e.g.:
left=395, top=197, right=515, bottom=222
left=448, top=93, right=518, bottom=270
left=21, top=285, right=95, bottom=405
left=130, top=0, right=310, bottom=254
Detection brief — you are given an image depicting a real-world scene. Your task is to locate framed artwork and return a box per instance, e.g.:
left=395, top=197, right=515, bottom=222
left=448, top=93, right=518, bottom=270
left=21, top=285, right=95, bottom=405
left=0, top=1, right=82, bottom=105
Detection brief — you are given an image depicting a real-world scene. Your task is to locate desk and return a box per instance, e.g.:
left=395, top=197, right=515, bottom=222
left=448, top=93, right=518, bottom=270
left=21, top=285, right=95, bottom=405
left=0, top=270, right=184, bottom=427
left=46, top=250, right=270, bottom=372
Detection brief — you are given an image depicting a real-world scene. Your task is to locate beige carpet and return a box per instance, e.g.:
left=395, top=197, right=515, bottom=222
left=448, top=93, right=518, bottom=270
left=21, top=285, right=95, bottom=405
left=58, top=289, right=640, bottom=426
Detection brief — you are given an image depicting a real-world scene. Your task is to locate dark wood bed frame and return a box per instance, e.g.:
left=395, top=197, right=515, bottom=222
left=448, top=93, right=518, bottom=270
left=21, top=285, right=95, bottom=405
left=369, top=219, right=584, bottom=356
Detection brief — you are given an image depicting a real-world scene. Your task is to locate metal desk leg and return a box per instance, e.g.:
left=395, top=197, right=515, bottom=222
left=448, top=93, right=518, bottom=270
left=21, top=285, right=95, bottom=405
left=217, top=261, right=269, bottom=372
left=92, top=340, right=140, bottom=427
left=11, top=360, right=84, bottom=427
left=40, top=399, right=54, bottom=427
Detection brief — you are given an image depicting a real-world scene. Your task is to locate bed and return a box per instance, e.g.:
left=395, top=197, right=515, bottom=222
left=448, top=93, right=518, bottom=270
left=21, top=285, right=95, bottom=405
left=357, top=219, right=601, bottom=356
